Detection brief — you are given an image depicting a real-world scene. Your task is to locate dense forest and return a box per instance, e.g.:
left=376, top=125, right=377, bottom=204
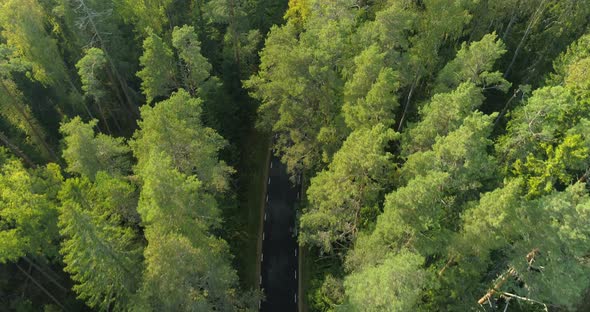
left=0, top=0, right=590, bottom=311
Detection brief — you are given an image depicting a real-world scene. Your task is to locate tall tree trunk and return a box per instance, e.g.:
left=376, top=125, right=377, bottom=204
left=0, top=80, right=59, bottom=162
left=397, top=78, right=418, bottom=132
left=504, top=0, right=549, bottom=78
left=16, top=263, right=66, bottom=311
left=95, top=98, right=112, bottom=135
left=23, top=256, right=69, bottom=293
left=0, top=131, right=36, bottom=167
left=76, top=0, right=138, bottom=117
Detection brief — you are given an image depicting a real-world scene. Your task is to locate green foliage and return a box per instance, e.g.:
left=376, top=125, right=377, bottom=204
left=343, top=251, right=431, bottom=312
left=300, top=124, right=397, bottom=252
left=498, top=82, right=590, bottom=196
left=134, top=228, right=251, bottom=311
left=550, top=33, right=590, bottom=86
left=0, top=157, right=61, bottom=263
left=137, top=30, right=177, bottom=104
left=0, top=0, right=589, bottom=309
left=136, top=153, right=220, bottom=238
left=60, top=117, right=131, bottom=180
left=435, top=32, right=510, bottom=93
left=171, top=26, right=212, bottom=94
left=0, top=0, right=70, bottom=89
left=459, top=180, right=590, bottom=309
left=246, top=9, right=355, bottom=172
left=343, top=45, right=400, bottom=130
left=131, top=89, right=233, bottom=192
left=131, top=85, right=255, bottom=311
left=59, top=176, right=142, bottom=311
left=76, top=48, right=108, bottom=103
left=403, top=82, right=484, bottom=155
left=116, top=0, right=173, bottom=35
left=0, top=44, right=54, bottom=160
left=309, top=274, right=345, bottom=312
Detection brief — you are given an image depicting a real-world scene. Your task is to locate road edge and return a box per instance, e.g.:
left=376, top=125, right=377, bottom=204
left=256, top=135, right=272, bottom=305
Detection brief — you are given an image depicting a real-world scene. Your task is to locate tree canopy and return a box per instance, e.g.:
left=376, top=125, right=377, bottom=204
left=0, top=0, right=589, bottom=311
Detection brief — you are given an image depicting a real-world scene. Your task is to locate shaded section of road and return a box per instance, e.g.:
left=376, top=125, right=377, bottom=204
left=260, top=153, right=299, bottom=312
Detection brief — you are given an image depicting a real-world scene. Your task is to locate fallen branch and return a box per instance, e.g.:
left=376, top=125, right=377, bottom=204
left=501, top=292, right=548, bottom=312
left=438, top=255, right=456, bottom=277
left=478, top=267, right=517, bottom=305
left=477, top=249, right=540, bottom=305
left=16, top=263, right=66, bottom=311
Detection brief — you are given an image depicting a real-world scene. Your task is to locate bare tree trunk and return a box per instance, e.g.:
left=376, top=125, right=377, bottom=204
left=0, top=80, right=59, bottom=162
left=16, top=263, right=66, bottom=311
left=478, top=249, right=540, bottom=305
left=478, top=267, right=517, bottom=305
left=501, top=292, right=548, bottom=311
left=438, top=255, right=456, bottom=277
left=502, top=10, right=518, bottom=41
left=23, top=256, right=69, bottom=293
left=494, top=87, right=522, bottom=127
left=76, top=0, right=138, bottom=117
left=20, top=262, right=32, bottom=298
left=0, top=131, right=36, bottom=167
left=108, top=108, right=123, bottom=133
left=397, top=78, right=418, bottom=132
left=95, top=100, right=112, bottom=135
left=504, top=0, right=549, bottom=78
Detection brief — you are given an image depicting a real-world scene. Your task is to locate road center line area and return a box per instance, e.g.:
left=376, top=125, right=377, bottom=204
left=260, top=154, right=300, bottom=311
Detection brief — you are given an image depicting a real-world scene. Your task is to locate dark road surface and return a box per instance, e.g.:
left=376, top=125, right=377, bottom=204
left=260, top=151, right=299, bottom=312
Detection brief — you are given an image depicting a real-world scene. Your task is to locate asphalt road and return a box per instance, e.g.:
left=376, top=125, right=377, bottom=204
left=260, top=150, right=299, bottom=312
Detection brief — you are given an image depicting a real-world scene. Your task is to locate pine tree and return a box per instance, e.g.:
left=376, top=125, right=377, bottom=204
left=59, top=176, right=142, bottom=311
left=60, top=117, right=131, bottom=180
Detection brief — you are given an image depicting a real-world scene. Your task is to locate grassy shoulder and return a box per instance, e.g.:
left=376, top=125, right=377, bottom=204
left=234, top=129, right=271, bottom=289
left=300, top=246, right=311, bottom=312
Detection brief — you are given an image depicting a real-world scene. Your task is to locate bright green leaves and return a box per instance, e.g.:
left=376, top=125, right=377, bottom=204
left=171, top=25, right=212, bottom=95
left=58, top=118, right=138, bottom=311
left=498, top=84, right=590, bottom=196
left=402, top=112, right=497, bottom=190
left=435, top=33, right=510, bottom=93
left=0, top=0, right=68, bottom=88
left=137, top=26, right=218, bottom=104
left=549, top=33, right=590, bottom=86
left=130, top=88, right=252, bottom=310
left=137, top=30, right=177, bottom=104
left=284, top=0, right=311, bottom=27
left=369, top=171, right=451, bottom=259
left=116, top=0, right=173, bottom=35
left=61, top=117, right=131, bottom=180
left=76, top=48, right=108, bottom=104
left=131, top=90, right=232, bottom=192
left=0, top=157, right=62, bottom=263
left=513, top=126, right=590, bottom=197
left=565, top=56, right=590, bottom=98
left=497, top=33, right=590, bottom=197
left=0, top=44, right=30, bottom=78
left=136, top=153, right=219, bottom=238
left=461, top=181, right=590, bottom=309
left=300, top=125, right=398, bottom=252
left=403, top=82, right=484, bottom=155
left=136, top=228, right=246, bottom=311
left=514, top=185, right=590, bottom=308
left=343, top=251, right=431, bottom=312
left=343, top=45, right=399, bottom=130
left=248, top=1, right=361, bottom=172
left=461, top=179, right=524, bottom=258
left=58, top=176, right=141, bottom=311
